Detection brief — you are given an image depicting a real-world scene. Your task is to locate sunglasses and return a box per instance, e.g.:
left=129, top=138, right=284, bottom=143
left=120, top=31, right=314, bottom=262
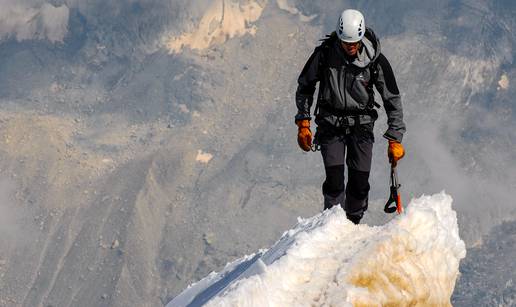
left=342, top=40, right=361, bottom=46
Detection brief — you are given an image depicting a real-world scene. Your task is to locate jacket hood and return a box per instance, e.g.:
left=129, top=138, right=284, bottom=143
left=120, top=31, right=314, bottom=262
left=331, top=27, right=381, bottom=68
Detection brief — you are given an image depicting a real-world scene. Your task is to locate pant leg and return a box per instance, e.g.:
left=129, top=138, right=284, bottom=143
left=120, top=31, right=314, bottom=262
left=322, top=165, right=345, bottom=210
left=344, top=124, right=374, bottom=218
left=320, top=135, right=346, bottom=210
left=345, top=169, right=370, bottom=217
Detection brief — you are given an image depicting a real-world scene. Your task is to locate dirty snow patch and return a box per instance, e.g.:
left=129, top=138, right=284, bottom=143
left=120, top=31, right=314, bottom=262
left=498, top=73, right=509, bottom=90
left=166, top=0, right=265, bottom=53
left=196, top=150, right=213, bottom=164
left=177, top=104, right=190, bottom=114
left=276, top=0, right=317, bottom=22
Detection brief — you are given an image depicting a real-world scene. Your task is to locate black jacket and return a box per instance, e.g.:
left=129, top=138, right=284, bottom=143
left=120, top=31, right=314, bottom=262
left=295, top=28, right=406, bottom=142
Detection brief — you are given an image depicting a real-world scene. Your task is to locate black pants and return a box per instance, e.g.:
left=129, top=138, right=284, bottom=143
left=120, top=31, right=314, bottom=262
left=317, top=123, right=374, bottom=218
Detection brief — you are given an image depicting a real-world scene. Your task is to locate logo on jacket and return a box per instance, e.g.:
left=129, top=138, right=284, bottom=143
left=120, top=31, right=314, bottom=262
left=355, top=73, right=369, bottom=87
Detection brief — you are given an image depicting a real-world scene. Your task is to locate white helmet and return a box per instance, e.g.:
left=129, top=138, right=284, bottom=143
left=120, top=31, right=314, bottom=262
left=336, top=9, right=365, bottom=43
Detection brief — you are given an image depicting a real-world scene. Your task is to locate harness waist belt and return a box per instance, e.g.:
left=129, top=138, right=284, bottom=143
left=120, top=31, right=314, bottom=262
left=316, top=105, right=379, bottom=128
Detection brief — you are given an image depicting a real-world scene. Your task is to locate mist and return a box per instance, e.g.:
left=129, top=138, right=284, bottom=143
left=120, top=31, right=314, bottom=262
left=0, top=0, right=514, bottom=305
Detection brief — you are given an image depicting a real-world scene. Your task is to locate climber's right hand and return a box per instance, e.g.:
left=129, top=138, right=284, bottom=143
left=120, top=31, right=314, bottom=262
left=388, top=140, right=405, bottom=167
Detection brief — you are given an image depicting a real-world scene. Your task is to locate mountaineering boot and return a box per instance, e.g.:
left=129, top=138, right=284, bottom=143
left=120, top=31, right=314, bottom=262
left=344, top=193, right=368, bottom=224
left=346, top=213, right=363, bottom=224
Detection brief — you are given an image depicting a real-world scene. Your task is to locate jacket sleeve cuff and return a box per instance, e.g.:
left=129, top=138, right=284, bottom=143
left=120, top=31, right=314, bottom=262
left=295, top=113, right=311, bottom=123
left=383, top=129, right=403, bottom=142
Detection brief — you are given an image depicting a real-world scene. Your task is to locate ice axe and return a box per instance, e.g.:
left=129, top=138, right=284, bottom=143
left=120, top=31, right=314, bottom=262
left=384, top=163, right=403, bottom=214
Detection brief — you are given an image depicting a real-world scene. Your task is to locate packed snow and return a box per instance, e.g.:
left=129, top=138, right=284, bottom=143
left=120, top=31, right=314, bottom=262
left=168, top=192, right=466, bottom=306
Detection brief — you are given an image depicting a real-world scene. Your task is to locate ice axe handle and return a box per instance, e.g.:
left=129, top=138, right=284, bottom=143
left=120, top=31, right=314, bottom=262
left=384, top=166, right=403, bottom=214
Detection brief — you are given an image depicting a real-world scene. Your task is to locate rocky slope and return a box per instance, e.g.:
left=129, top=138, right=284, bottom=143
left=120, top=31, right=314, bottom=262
left=0, top=1, right=514, bottom=306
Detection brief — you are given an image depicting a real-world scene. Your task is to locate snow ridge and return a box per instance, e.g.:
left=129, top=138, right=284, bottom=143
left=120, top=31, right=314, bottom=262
left=168, top=192, right=466, bottom=307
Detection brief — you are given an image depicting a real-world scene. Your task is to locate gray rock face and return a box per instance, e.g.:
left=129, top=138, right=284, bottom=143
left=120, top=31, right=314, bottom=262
left=0, top=1, right=514, bottom=306
left=452, top=221, right=516, bottom=307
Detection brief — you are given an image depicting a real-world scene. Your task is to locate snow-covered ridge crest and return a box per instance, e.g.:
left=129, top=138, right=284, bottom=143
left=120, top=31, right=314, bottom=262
left=168, top=192, right=466, bottom=306
left=166, top=0, right=266, bottom=53
left=345, top=193, right=466, bottom=306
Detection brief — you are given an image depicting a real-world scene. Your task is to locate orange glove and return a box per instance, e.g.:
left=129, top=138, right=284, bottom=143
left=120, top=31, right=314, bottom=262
left=388, top=140, right=405, bottom=166
left=296, top=119, right=312, bottom=152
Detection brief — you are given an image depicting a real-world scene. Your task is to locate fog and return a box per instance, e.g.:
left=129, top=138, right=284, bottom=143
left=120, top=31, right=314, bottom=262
left=0, top=0, right=514, bottom=306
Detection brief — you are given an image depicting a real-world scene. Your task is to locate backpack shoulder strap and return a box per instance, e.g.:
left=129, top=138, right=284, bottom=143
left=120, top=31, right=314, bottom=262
left=312, top=32, right=337, bottom=117
left=367, top=56, right=381, bottom=109
left=369, top=57, right=379, bottom=83
left=317, top=31, right=337, bottom=65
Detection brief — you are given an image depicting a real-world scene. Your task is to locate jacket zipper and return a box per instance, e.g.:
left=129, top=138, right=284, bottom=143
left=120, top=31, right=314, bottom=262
left=343, top=68, right=347, bottom=110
